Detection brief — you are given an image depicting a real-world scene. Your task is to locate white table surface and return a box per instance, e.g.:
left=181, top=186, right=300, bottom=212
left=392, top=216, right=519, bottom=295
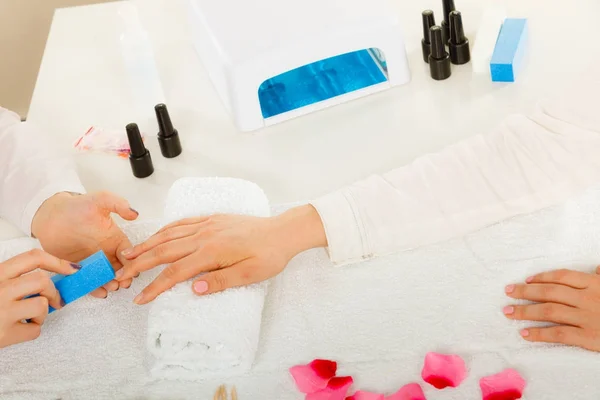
left=1, top=0, right=599, bottom=240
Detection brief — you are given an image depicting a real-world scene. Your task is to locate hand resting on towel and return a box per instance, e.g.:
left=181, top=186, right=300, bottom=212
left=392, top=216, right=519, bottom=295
left=0, top=250, right=79, bottom=348
left=503, top=267, right=600, bottom=351
left=116, top=205, right=326, bottom=304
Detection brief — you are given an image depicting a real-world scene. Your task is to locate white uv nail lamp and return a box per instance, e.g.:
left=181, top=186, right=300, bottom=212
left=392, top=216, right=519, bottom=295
left=186, top=0, right=411, bottom=132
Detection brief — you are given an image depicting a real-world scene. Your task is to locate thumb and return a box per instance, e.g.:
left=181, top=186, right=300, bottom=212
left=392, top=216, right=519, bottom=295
left=191, top=259, right=266, bottom=296
left=93, top=191, right=139, bottom=221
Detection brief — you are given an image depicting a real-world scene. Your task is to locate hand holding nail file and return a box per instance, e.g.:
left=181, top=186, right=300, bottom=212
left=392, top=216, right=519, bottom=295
left=45, top=251, right=115, bottom=313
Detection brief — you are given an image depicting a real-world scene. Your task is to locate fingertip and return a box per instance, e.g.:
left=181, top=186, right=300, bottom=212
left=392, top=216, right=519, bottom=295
left=120, top=279, right=133, bottom=289
left=133, top=291, right=152, bottom=305
left=123, top=207, right=139, bottom=221
left=62, top=260, right=82, bottom=275
left=91, top=288, right=108, bottom=299
left=114, top=267, right=129, bottom=281
left=48, top=296, right=64, bottom=311
left=192, top=280, right=209, bottom=295
left=120, top=247, right=135, bottom=259
left=104, top=280, right=120, bottom=292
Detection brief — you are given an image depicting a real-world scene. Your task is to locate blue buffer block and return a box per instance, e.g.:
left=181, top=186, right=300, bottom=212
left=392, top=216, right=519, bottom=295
left=490, top=18, right=528, bottom=82
left=48, top=251, right=115, bottom=313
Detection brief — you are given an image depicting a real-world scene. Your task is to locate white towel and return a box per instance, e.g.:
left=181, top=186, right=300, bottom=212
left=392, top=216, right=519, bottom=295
left=147, top=177, right=271, bottom=380
left=2, top=184, right=600, bottom=399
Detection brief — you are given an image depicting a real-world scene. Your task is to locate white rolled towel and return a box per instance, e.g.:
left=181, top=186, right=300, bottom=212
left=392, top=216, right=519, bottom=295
left=147, top=177, right=271, bottom=380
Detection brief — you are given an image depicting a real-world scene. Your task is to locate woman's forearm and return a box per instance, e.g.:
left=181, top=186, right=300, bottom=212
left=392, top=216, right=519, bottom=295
left=303, top=66, right=600, bottom=266
left=0, top=107, right=85, bottom=236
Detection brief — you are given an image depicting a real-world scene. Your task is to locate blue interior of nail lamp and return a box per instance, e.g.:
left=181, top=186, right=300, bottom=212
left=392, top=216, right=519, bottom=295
left=258, top=48, right=388, bottom=119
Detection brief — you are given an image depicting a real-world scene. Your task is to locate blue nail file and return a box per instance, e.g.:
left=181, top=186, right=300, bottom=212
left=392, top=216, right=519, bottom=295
left=48, top=251, right=115, bottom=313
left=490, top=18, right=528, bottom=82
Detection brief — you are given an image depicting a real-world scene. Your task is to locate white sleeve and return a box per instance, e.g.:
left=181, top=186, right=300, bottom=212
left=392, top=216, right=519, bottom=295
left=0, top=107, right=86, bottom=236
left=311, top=69, right=600, bottom=266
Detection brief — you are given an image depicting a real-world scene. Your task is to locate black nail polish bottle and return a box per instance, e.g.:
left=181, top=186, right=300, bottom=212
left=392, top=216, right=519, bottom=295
left=127, top=123, right=154, bottom=178
left=421, top=10, right=436, bottom=63
left=155, top=104, right=182, bottom=158
left=449, top=11, right=471, bottom=65
left=428, top=26, right=452, bottom=80
left=441, top=0, right=456, bottom=44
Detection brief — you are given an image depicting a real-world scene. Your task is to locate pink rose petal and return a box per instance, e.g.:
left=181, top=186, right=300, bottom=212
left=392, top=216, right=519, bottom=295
left=290, top=359, right=338, bottom=393
left=385, top=383, right=427, bottom=400
left=479, top=369, right=526, bottom=400
left=346, top=390, right=384, bottom=400
left=307, top=376, right=354, bottom=400
left=421, top=352, right=467, bottom=389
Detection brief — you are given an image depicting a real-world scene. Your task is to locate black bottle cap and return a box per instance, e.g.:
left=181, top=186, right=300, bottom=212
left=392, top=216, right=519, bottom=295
left=428, top=26, right=452, bottom=81
left=449, top=11, right=471, bottom=65
left=421, top=10, right=436, bottom=63
left=126, top=123, right=154, bottom=178
left=441, top=0, right=456, bottom=44
left=155, top=103, right=182, bottom=158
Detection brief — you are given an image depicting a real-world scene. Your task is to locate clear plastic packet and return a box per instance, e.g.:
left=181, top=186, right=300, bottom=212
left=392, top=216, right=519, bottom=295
left=73, top=126, right=145, bottom=158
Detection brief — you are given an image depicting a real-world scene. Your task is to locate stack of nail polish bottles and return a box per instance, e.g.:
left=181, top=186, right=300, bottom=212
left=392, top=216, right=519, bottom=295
left=421, top=0, right=471, bottom=81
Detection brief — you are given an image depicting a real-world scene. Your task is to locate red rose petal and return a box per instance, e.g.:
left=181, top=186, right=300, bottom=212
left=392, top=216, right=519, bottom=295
left=385, top=383, right=427, bottom=400
left=479, top=369, right=526, bottom=400
left=307, top=376, right=354, bottom=400
left=421, top=352, right=467, bottom=389
left=290, top=359, right=338, bottom=393
left=346, top=390, right=384, bottom=400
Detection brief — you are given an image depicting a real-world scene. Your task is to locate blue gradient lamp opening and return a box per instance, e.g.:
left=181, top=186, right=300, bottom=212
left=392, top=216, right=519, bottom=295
left=258, top=48, right=388, bottom=119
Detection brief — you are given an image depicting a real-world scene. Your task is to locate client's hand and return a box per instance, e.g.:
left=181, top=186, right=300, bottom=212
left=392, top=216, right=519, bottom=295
left=0, top=250, right=79, bottom=348
left=31, top=191, right=139, bottom=298
left=504, top=267, right=600, bottom=351
left=116, top=205, right=327, bottom=305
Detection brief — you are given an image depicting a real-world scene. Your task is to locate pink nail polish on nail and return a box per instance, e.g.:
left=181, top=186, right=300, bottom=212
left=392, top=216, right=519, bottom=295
left=193, top=281, right=209, bottom=294
left=525, top=276, right=533, bottom=283
left=503, top=306, right=514, bottom=315
left=505, top=284, right=515, bottom=294
left=520, top=329, right=529, bottom=337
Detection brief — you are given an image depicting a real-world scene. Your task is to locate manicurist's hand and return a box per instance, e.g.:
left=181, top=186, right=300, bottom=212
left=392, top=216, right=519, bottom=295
left=31, top=191, right=139, bottom=298
left=116, top=204, right=327, bottom=305
left=503, top=267, right=600, bottom=351
left=0, top=250, right=80, bottom=349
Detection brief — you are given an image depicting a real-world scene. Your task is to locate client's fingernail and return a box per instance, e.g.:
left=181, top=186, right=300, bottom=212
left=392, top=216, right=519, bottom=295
left=133, top=293, right=144, bottom=304
left=121, top=248, right=133, bottom=256
left=505, top=284, right=515, bottom=294
left=60, top=298, right=66, bottom=307
left=115, top=269, right=124, bottom=279
left=71, top=263, right=82, bottom=270
left=129, top=208, right=139, bottom=215
left=193, top=281, right=209, bottom=294
left=525, top=276, right=534, bottom=283
left=520, top=329, right=530, bottom=337
left=503, top=306, right=514, bottom=315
